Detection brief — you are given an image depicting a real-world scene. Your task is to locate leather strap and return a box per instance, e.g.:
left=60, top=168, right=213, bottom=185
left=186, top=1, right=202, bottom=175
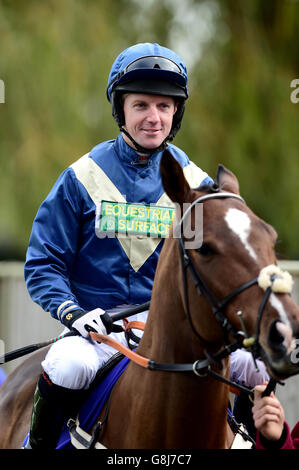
left=89, top=330, right=253, bottom=397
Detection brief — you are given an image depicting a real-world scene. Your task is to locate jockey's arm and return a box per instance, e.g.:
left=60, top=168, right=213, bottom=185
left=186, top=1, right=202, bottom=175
left=24, top=169, right=90, bottom=324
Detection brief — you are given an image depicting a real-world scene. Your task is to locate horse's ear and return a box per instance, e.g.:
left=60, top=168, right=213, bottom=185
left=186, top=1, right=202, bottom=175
left=160, top=149, right=191, bottom=204
left=216, top=164, right=240, bottom=195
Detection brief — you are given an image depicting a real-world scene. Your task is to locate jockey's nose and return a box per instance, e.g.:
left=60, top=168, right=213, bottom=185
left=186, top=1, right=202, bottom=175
left=146, top=104, right=160, bottom=123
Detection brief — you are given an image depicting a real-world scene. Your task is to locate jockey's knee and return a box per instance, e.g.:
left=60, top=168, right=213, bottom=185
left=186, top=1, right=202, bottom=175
left=41, top=336, right=100, bottom=390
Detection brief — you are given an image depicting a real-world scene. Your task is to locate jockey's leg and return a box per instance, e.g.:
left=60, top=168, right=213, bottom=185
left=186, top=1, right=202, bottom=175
left=25, top=371, right=87, bottom=449
left=25, top=308, right=148, bottom=449
left=25, top=335, right=104, bottom=449
left=25, top=329, right=133, bottom=449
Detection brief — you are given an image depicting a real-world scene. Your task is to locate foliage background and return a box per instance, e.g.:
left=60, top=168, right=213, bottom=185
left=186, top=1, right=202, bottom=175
left=0, top=0, right=299, bottom=260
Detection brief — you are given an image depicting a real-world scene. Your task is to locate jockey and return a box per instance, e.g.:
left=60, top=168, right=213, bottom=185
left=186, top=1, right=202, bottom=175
left=24, top=42, right=268, bottom=449
left=24, top=42, right=213, bottom=449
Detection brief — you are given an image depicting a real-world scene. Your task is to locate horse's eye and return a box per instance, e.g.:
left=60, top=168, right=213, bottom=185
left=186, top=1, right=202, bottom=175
left=197, top=243, right=214, bottom=257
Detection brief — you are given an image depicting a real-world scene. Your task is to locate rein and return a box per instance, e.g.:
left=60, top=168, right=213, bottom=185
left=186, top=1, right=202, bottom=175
left=90, top=327, right=253, bottom=397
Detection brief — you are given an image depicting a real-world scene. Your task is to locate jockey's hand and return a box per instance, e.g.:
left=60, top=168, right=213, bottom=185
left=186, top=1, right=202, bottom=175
left=252, top=383, right=285, bottom=441
left=62, top=308, right=116, bottom=338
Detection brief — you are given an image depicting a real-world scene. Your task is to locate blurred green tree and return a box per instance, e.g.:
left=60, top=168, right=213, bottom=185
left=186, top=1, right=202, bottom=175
left=0, top=0, right=298, bottom=259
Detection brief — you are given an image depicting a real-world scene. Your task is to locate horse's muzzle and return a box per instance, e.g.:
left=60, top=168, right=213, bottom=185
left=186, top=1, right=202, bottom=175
left=262, top=320, right=299, bottom=379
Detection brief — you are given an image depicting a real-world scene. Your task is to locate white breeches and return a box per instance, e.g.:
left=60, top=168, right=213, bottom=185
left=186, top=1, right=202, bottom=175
left=42, top=305, right=148, bottom=390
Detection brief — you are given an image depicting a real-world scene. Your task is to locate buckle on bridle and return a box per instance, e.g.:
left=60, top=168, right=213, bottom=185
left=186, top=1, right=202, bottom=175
left=192, top=360, right=210, bottom=377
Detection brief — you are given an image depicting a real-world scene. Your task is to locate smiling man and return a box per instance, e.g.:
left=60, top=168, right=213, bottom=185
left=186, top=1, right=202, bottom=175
left=122, top=93, right=177, bottom=152
left=23, top=42, right=215, bottom=449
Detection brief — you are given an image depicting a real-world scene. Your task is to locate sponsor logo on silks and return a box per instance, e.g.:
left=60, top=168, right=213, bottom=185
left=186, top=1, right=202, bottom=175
left=95, top=200, right=176, bottom=238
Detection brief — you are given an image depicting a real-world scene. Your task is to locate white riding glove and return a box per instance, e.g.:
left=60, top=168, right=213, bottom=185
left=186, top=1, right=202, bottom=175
left=62, top=308, right=114, bottom=338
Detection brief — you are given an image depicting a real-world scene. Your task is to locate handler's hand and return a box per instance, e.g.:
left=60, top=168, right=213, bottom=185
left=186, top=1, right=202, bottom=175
left=252, top=382, right=285, bottom=441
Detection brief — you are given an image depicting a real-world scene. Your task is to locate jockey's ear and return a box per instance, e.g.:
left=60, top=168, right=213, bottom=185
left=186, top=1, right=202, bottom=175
left=216, top=164, right=240, bottom=195
left=160, top=149, right=192, bottom=205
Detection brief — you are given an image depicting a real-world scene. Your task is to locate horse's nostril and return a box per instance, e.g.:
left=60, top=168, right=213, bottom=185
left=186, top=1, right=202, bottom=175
left=268, top=320, right=285, bottom=352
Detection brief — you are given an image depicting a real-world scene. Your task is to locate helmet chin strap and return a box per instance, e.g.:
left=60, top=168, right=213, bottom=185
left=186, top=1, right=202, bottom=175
left=120, top=127, right=169, bottom=156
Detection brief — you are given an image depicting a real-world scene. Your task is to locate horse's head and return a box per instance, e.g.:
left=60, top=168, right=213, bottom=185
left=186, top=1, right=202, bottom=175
left=161, top=150, right=299, bottom=380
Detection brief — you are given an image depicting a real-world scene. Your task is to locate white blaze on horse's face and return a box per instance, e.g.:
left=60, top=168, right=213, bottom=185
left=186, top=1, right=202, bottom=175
left=269, top=293, right=292, bottom=333
left=224, top=208, right=257, bottom=260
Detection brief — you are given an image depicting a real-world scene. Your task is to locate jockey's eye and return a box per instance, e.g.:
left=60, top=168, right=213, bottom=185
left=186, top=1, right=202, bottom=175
left=196, top=243, right=215, bottom=257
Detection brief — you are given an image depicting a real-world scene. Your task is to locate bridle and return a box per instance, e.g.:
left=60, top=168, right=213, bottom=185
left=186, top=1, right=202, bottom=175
left=177, top=191, right=255, bottom=345
left=176, top=190, right=286, bottom=391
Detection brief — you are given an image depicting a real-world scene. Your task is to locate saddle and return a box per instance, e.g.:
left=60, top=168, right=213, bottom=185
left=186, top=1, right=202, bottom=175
left=92, top=351, right=125, bottom=386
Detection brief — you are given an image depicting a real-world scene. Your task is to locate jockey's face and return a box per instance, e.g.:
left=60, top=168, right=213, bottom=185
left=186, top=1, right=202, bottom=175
left=122, top=93, right=177, bottom=151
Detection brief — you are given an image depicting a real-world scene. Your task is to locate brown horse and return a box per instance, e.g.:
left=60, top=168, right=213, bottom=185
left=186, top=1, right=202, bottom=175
left=1, top=150, right=299, bottom=449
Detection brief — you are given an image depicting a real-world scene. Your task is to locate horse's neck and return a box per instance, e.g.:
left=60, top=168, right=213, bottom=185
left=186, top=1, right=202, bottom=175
left=136, top=238, right=230, bottom=440
left=138, top=238, right=189, bottom=362
left=107, top=239, right=230, bottom=448
left=139, top=238, right=213, bottom=362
